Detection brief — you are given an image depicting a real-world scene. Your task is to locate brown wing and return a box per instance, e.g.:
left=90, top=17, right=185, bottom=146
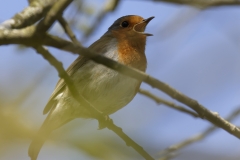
left=43, top=35, right=112, bottom=114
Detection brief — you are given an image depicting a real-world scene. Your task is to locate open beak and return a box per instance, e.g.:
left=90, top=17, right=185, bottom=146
left=133, top=16, right=154, bottom=36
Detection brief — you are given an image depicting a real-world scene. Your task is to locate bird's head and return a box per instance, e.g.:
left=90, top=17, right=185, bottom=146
left=105, top=15, right=154, bottom=39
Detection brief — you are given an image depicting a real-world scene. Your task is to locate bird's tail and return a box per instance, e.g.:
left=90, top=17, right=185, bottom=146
left=28, top=106, right=75, bottom=160
left=29, top=97, right=80, bottom=160
left=28, top=123, right=52, bottom=160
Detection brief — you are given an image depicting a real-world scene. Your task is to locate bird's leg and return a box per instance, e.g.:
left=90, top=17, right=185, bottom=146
left=97, top=115, right=112, bottom=130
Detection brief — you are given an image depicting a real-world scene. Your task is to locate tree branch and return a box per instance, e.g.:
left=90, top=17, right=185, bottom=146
left=159, top=106, right=240, bottom=159
left=155, top=0, right=240, bottom=8
left=138, top=89, right=199, bottom=118
left=0, top=0, right=59, bottom=29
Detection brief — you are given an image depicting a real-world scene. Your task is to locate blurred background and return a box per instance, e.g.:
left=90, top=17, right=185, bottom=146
left=0, top=0, right=240, bottom=159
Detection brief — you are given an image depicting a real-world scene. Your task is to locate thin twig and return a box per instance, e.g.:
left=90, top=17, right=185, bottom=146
left=57, top=16, right=81, bottom=45
left=158, top=107, right=240, bottom=159
left=158, top=152, right=179, bottom=160
left=156, top=0, right=240, bottom=8
left=35, top=0, right=72, bottom=32
left=81, top=0, right=120, bottom=42
left=138, top=89, right=199, bottom=118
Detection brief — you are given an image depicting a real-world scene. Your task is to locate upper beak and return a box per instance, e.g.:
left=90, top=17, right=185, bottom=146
left=133, top=16, right=154, bottom=36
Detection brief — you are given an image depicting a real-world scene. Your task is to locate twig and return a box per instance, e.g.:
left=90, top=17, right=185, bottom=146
left=81, top=0, right=120, bottom=42
left=34, top=46, right=154, bottom=160
left=158, top=107, right=240, bottom=159
left=158, top=152, right=179, bottom=160
left=138, top=89, right=199, bottom=118
left=57, top=16, right=81, bottom=45
left=156, top=0, right=240, bottom=8
left=35, top=0, right=73, bottom=32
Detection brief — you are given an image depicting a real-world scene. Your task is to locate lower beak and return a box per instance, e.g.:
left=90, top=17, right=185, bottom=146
left=134, top=16, right=154, bottom=36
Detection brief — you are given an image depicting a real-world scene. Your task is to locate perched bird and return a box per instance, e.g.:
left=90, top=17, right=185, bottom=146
left=28, top=15, right=154, bottom=160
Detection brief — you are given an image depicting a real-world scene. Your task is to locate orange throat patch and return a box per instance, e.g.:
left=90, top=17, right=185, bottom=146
left=117, top=37, right=147, bottom=72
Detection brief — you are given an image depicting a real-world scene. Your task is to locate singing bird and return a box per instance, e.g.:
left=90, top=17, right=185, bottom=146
left=28, top=15, right=154, bottom=160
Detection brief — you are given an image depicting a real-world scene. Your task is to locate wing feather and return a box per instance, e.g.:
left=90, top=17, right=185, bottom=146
left=43, top=56, right=89, bottom=114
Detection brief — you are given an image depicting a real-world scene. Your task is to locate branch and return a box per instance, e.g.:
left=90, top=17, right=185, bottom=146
left=159, top=106, right=240, bottom=159
left=155, top=0, right=240, bottom=8
left=81, top=0, right=120, bottom=42
left=138, top=89, right=199, bottom=118
left=159, top=152, right=178, bottom=160
left=34, top=46, right=154, bottom=160
left=0, top=0, right=59, bottom=29
left=57, top=16, right=81, bottom=45
left=0, top=28, right=240, bottom=140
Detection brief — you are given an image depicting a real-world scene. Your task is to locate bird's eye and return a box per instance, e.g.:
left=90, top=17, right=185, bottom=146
left=121, top=21, right=129, bottom=28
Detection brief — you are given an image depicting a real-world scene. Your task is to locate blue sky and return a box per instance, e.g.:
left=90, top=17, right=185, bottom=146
left=1, top=0, right=240, bottom=160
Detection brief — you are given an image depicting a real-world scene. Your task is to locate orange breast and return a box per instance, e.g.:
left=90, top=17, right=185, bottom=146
left=117, top=37, right=147, bottom=72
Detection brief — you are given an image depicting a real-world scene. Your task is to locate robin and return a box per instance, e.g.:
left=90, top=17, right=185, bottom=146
left=28, top=15, right=154, bottom=160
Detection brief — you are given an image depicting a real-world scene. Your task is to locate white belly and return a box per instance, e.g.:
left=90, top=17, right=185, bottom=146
left=84, top=63, right=139, bottom=114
